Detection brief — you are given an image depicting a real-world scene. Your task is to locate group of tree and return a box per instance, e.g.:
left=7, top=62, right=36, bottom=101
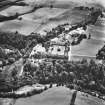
left=96, top=45, right=105, bottom=60
left=21, top=59, right=105, bottom=95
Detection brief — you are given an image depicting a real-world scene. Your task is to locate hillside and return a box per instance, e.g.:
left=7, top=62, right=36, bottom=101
left=0, top=0, right=104, bottom=59
left=0, top=0, right=105, bottom=105
left=15, top=87, right=105, bottom=105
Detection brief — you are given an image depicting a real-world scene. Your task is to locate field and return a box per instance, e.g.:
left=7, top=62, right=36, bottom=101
left=15, top=87, right=105, bottom=105
left=0, top=0, right=104, bottom=59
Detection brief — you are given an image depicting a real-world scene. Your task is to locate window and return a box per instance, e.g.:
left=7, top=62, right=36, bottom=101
left=57, top=48, right=61, bottom=52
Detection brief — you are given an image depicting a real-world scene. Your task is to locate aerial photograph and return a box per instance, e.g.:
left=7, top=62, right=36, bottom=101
left=0, top=0, right=105, bottom=105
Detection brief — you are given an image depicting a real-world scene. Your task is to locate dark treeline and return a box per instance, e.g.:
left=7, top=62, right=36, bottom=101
left=23, top=59, right=105, bottom=95
left=96, top=45, right=105, bottom=60
left=0, top=0, right=25, bottom=8
left=0, top=32, right=45, bottom=50
left=0, top=32, right=26, bottom=50
left=71, top=34, right=87, bottom=45
left=0, top=31, right=58, bottom=50
left=0, top=87, right=44, bottom=98
left=0, top=59, right=105, bottom=99
left=1, top=59, right=105, bottom=94
left=74, top=6, right=94, bottom=11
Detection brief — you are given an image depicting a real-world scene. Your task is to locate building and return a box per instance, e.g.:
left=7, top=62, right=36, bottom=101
left=68, top=27, right=86, bottom=35
left=30, top=44, right=46, bottom=57
left=30, top=32, right=72, bottom=61
left=47, top=37, right=71, bottom=60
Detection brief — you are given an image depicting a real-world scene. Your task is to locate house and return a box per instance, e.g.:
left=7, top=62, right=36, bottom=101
left=68, top=27, right=86, bottom=35
left=64, top=25, right=72, bottom=31
left=47, top=37, right=71, bottom=60
left=30, top=34, right=72, bottom=61
left=30, top=44, right=46, bottom=57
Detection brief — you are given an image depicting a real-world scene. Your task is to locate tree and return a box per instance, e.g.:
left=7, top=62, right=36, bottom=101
left=70, top=90, right=77, bottom=105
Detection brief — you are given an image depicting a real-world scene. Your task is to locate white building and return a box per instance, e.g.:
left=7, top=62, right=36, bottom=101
left=48, top=36, right=71, bottom=60
left=64, top=25, right=72, bottom=31
left=30, top=33, right=72, bottom=61
left=30, top=44, right=46, bottom=57
left=68, top=27, right=86, bottom=35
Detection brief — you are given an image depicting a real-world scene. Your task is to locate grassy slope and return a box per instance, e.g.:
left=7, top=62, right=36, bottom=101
left=15, top=87, right=105, bottom=105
